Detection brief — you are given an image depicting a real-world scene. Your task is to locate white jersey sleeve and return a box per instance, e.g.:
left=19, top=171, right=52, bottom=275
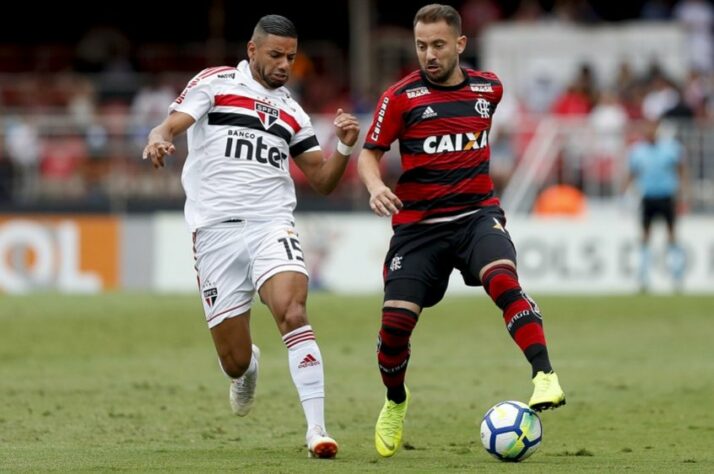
left=169, top=69, right=216, bottom=120
left=288, top=107, right=321, bottom=157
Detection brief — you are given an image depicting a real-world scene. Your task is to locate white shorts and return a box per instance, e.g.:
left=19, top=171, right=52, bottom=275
left=192, top=219, right=308, bottom=328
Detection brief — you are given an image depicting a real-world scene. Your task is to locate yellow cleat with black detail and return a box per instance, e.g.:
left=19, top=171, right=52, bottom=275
left=375, top=386, right=410, bottom=457
left=529, top=371, right=566, bottom=411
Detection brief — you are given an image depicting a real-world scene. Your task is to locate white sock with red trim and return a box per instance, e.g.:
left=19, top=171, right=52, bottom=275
left=282, top=324, right=325, bottom=430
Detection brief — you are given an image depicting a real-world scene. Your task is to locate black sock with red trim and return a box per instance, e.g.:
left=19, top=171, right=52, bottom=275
left=377, top=306, right=419, bottom=403
left=482, top=264, right=552, bottom=376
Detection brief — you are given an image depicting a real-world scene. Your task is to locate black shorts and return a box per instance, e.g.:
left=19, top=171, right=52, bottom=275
left=383, top=207, right=517, bottom=308
left=642, top=197, right=675, bottom=229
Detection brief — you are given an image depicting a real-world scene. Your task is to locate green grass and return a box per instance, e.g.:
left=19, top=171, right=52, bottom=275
left=1, top=293, right=713, bottom=472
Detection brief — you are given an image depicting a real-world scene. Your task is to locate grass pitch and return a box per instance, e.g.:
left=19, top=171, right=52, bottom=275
left=1, top=293, right=713, bottom=472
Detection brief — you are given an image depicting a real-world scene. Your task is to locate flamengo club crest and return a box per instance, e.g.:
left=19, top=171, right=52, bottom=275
left=255, top=102, right=279, bottom=129
left=475, top=98, right=491, bottom=118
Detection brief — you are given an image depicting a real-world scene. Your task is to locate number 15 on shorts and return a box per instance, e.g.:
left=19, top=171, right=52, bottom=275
left=278, top=236, right=304, bottom=261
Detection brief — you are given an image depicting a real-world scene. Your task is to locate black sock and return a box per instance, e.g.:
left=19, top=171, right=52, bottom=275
left=525, top=344, right=553, bottom=377
left=387, top=385, right=406, bottom=404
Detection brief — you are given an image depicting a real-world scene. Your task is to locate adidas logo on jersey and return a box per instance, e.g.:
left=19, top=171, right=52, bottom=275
left=421, top=106, right=438, bottom=119
left=298, top=354, right=320, bottom=369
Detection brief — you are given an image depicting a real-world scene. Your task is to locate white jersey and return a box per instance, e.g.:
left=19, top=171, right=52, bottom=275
left=169, top=60, right=320, bottom=230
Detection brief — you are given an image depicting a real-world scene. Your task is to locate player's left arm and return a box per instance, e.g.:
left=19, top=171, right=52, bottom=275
left=293, top=108, right=360, bottom=195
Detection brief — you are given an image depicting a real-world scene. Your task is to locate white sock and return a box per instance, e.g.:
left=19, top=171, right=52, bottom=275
left=282, top=325, right=326, bottom=430
left=639, top=244, right=651, bottom=288
left=245, top=353, right=258, bottom=375
left=667, top=244, right=685, bottom=282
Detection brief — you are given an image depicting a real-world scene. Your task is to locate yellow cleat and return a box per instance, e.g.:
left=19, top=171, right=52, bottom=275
left=375, top=386, right=410, bottom=457
left=529, top=371, right=566, bottom=411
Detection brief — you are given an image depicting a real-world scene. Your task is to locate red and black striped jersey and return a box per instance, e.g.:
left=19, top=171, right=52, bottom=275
left=364, top=69, right=503, bottom=227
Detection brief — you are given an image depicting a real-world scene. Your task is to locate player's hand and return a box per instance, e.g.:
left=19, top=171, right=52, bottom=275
left=369, top=184, right=403, bottom=217
left=142, top=141, right=175, bottom=169
left=333, top=108, right=360, bottom=146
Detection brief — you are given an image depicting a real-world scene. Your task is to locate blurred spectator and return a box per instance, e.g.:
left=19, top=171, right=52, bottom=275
left=640, top=0, right=673, bottom=20
left=589, top=90, right=628, bottom=193
left=39, top=136, right=88, bottom=198
left=590, top=90, right=628, bottom=145
left=642, top=67, right=680, bottom=119
left=614, top=62, right=637, bottom=97
left=551, top=64, right=596, bottom=115
left=551, top=0, right=601, bottom=23
left=130, top=75, right=177, bottom=137
left=5, top=117, right=40, bottom=198
left=682, top=69, right=711, bottom=118
left=512, top=0, right=546, bottom=22
left=459, top=0, right=502, bottom=66
left=524, top=73, right=561, bottom=113
left=75, top=25, right=140, bottom=103
left=66, top=75, right=98, bottom=129
left=74, top=25, right=131, bottom=73
left=673, top=0, right=714, bottom=73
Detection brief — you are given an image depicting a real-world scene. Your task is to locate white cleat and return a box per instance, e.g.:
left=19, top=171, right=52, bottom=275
left=229, top=344, right=260, bottom=416
left=306, top=425, right=339, bottom=459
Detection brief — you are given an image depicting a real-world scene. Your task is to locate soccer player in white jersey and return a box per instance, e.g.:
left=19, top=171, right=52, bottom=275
left=142, top=15, right=359, bottom=459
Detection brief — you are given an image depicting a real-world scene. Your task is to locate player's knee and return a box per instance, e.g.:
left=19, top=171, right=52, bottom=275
left=277, top=300, right=308, bottom=334
left=218, top=348, right=252, bottom=379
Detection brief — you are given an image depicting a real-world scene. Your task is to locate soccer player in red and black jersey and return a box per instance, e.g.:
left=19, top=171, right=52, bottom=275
left=358, top=4, right=566, bottom=458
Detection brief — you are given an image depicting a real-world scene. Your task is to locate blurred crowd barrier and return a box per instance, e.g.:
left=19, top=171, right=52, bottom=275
left=0, top=111, right=712, bottom=214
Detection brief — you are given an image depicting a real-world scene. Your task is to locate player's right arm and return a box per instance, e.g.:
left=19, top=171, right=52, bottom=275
left=358, top=148, right=402, bottom=217
left=142, top=112, right=196, bottom=169
left=358, top=89, right=404, bottom=217
left=143, top=67, right=218, bottom=168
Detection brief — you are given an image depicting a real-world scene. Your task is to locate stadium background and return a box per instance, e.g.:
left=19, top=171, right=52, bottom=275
left=1, top=0, right=712, bottom=294
left=2, top=1, right=714, bottom=471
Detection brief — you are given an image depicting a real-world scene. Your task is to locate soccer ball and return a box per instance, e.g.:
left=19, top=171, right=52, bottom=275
left=480, top=400, right=542, bottom=462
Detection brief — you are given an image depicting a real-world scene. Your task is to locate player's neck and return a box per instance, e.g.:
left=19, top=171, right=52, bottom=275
left=248, top=63, right=275, bottom=91
left=424, top=67, right=466, bottom=89
left=442, top=67, right=466, bottom=87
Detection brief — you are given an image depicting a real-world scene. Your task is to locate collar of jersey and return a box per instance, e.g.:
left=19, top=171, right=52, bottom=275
left=419, top=67, right=469, bottom=91
left=236, top=60, right=286, bottom=98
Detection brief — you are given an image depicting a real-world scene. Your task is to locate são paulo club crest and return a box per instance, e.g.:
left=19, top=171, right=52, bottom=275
left=202, top=280, right=218, bottom=308
left=255, top=102, right=279, bottom=129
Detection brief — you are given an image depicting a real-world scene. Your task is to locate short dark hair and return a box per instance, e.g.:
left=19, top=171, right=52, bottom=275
left=254, top=14, right=298, bottom=39
left=413, top=4, right=462, bottom=35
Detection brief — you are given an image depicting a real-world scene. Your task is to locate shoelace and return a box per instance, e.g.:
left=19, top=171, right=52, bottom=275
left=234, top=376, right=254, bottom=397
left=382, top=402, right=405, bottom=435
left=307, top=427, right=328, bottom=444
left=534, top=376, right=551, bottom=396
